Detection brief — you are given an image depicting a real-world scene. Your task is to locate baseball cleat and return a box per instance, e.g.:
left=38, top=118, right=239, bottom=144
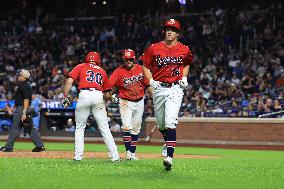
left=126, top=151, right=138, bottom=160
left=161, top=144, right=167, bottom=157
left=73, top=155, right=83, bottom=161
left=163, top=156, right=173, bottom=171
left=73, top=158, right=81, bottom=161
left=130, top=153, right=138, bottom=160
left=111, top=153, right=121, bottom=162
left=111, top=157, right=121, bottom=162
left=0, top=146, right=13, bottom=152
left=32, top=146, right=45, bottom=152
left=126, top=150, right=132, bottom=160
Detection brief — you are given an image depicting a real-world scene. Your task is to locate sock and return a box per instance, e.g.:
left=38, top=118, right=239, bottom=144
left=123, top=131, right=131, bottom=151
left=159, top=129, right=167, bottom=142
left=165, top=129, right=176, bottom=158
left=130, top=134, right=138, bottom=153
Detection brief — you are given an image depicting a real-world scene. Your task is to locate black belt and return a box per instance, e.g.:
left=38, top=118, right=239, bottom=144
left=121, top=97, right=143, bottom=102
left=15, top=105, right=23, bottom=107
left=80, top=88, right=99, bottom=92
left=160, top=81, right=179, bottom=88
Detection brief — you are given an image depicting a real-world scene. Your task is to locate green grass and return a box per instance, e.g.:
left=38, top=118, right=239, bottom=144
left=0, top=142, right=284, bottom=189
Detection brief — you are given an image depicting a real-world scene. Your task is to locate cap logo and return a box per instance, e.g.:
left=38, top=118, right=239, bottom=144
left=169, top=19, right=175, bottom=24
left=125, top=52, right=131, bottom=56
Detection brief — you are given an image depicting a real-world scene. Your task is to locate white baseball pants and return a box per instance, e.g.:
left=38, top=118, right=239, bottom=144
left=153, top=84, right=184, bottom=129
left=74, top=89, right=119, bottom=160
left=119, top=98, right=144, bottom=135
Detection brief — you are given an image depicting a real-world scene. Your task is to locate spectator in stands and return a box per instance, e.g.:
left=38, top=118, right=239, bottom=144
left=248, top=103, right=257, bottom=117
left=230, top=99, right=241, bottom=116
left=242, top=74, right=257, bottom=94
left=273, top=99, right=282, bottom=112
left=231, top=72, right=241, bottom=86
left=85, top=122, right=96, bottom=132
left=212, top=104, right=224, bottom=113
left=212, top=82, right=227, bottom=102
left=264, top=98, right=274, bottom=113
left=239, top=107, right=249, bottom=117
left=145, top=106, right=155, bottom=117
left=65, top=118, right=75, bottom=132
left=275, top=72, right=284, bottom=87
left=241, top=97, right=250, bottom=108
left=264, top=83, right=276, bottom=97
left=180, top=96, right=191, bottom=112
left=228, top=83, right=244, bottom=99
left=204, top=60, right=216, bottom=74
left=230, top=109, right=239, bottom=117
left=194, top=92, right=208, bottom=113
left=182, top=109, right=191, bottom=118
left=31, top=94, right=42, bottom=130
left=257, top=102, right=266, bottom=116
left=0, top=104, right=13, bottom=133
left=109, top=118, right=121, bottom=132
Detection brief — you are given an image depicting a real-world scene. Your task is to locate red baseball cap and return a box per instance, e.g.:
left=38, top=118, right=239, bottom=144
left=122, top=49, right=135, bottom=59
left=164, top=19, right=181, bottom=31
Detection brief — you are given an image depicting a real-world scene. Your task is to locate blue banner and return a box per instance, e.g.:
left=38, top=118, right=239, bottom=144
left=0, top=100, right=77, bottom=110
left=0, top=100, right=15, bottom=109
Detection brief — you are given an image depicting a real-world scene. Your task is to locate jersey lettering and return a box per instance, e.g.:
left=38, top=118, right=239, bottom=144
left=95, top=73, right=103, bottom=85
left=123, top=73, right=144, bottom=87
left=171, top=67, right=181, bottom=76
left=86, top=70, right=103, bottom=85
left=155, top=55, right=183, bottom=68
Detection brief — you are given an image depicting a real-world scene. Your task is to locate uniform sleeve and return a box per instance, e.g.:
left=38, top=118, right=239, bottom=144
left=68, top=64, right=82, bottom=80
left=103, top=69, right=119, bottom=91
left=183, top=47, right=193, bottom=66
left=103, top=71, right=116, bottom=91
left=140, top=45, right=154, bottom=70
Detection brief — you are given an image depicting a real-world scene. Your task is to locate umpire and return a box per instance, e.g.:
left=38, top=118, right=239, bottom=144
left=0, top=69, right=45, bottom=152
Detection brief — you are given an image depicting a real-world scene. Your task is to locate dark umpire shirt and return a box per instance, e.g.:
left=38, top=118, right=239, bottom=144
left=15, top=81, right=32, bottom=106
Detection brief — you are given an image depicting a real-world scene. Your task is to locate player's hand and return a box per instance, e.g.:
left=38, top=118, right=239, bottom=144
left=21, top=114, right=27, bottom=122
left=103, top=91, right=113, bottom=101
left=179, top=77, right=188, bottom=90
left=62, top=97, right=70, bottom=108
left=112, top=94, right=119, bottom=103
left=150, top=79, right=160, bottom=89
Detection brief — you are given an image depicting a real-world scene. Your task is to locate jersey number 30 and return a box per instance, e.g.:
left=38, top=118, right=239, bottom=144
left=86, top=70, right=102, bottom=85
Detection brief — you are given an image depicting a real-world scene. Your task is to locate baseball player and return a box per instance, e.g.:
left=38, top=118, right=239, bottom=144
left=62, top=51, right=120, bottom=162
left=141, top=19, right=193, bottom=171
left=104, top=49, right=149, bottom=160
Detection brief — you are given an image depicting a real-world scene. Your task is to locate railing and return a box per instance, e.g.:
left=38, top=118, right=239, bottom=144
left=258, top=110, right=284, bottom=118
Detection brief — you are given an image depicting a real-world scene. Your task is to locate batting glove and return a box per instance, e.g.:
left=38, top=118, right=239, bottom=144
left=150, top=79, right=160, bottom=89
left=178, top=77, right=188, bottom=90
left=62, top=97, right=70, bottom=108
left=112, top=94, right=119, bottom=103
